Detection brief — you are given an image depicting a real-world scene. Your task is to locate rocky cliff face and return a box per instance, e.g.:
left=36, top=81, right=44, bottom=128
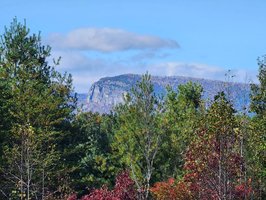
left=86, top=74, right=138, bottom=113
left=84, top=74, right=250, bottom=113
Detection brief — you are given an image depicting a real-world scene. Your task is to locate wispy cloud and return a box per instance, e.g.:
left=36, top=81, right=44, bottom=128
left=149, top=62, right=225, bottom=79
left=51, top=51, right=143, bottom=92
left=148, top=62, right=258, bottom=83
left=51, top=49, right=257, bottom=93
left=130, top=50, right=170, bottom=62
left=47, top=28, right=179, bottom=52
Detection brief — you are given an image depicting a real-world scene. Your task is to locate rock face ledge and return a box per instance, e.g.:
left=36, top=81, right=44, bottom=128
left=85, top=74, right=251, bottom=114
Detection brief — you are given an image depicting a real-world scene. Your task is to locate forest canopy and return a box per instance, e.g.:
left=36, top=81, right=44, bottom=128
left=0, top=19, right=265, bottom=200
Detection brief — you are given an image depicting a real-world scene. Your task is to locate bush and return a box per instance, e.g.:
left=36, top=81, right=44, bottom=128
left=150, top=178, right=192, bottom=200
left=68, top=171, right=136, bottom=200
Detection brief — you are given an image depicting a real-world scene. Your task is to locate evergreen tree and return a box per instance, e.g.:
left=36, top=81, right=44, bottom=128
left=65, top=112, right=118, bottom=195
left=0, top=18, right=76, bottom=199
left=156, top=82, right=203, bottom=179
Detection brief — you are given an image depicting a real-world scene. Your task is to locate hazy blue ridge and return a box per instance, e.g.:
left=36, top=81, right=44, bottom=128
left=76, top=74, right=251, bottom=114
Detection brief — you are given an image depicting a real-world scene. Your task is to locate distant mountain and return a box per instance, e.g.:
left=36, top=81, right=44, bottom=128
left=79, top=74, right=251, bottom=114
left=76, top=93, right=88, bottom=109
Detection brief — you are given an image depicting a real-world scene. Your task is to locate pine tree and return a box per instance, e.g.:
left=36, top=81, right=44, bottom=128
left=0, top=18, right=76, bottom=199
left=157, top=82, right=203, bottom=179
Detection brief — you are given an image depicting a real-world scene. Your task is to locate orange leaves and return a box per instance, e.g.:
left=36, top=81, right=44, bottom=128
left=150, top=178, right=192, bottom=200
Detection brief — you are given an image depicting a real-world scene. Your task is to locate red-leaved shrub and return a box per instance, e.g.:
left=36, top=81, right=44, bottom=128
left=68, top=171, right=136, bottom=200
left=150, top=178, right=192, bottom=200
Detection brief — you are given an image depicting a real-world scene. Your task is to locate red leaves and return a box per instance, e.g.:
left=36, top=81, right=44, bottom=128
left=68, top=171, right=136, bottom=200
left=181, top=128, right=252, bottom=200
left=67, top=194, right=78, bottom=200
left=234, top=181, right=252, bottom=200
left=150, top=178, right=192, bottom=200
left=113, top=171, right=136, bottom=200
left=81, top=186, right=113, bottom=200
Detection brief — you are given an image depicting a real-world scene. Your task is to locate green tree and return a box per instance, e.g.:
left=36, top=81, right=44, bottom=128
left=248, top=56, right=266, bottom=199
left=0, top=18, right=76, bottom=199
left=156, top=82, right=203, bottom=179
left=113, top=73, right=162, bottom=199
left=64, top=112, right=118, bottom=195
left=250, top=57, right=266, bottom=115
left=0, top=73, right=12, bottom=165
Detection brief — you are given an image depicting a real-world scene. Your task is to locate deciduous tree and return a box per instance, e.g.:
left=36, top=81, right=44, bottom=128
left=183, top=92, right=252, bottom=199
left=113, top=73, right=162, bottom=199
left=248, top=56, right=266, bottom=199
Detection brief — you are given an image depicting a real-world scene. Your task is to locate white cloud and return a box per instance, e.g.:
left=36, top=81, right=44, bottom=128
left=231, top=69, right=258, bottom=84
left=47, top=28, right=179, bottom=52
left=51, top=50, right=142, bottom=92
left=49, top=50, right=258, bottom=93
left=51, top=51, right=86, bottom=70
left=148, top=62, right=225, bottom=79
left=130, top=50, right=170, bottom=62
left=147, top=62, right=258, bottom=83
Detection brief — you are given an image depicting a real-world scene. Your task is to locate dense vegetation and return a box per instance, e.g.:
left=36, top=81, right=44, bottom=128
left=0, top=19, right=265, bottom=200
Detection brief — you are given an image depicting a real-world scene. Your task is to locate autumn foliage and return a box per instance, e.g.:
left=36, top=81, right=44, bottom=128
left=150, top=128, right=252, bottom=200
left=150, top=178, right=192, bottom=200
left=0, top=18, right=265, bottom=200
left=182, top=129, right=252, bottom=200
left=68, top=171, right=136, bottom=200
left=151, top=93, right=253, bottom=200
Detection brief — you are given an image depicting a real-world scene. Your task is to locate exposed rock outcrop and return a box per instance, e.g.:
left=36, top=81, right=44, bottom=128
left=84, top=74, right=250, bottom=113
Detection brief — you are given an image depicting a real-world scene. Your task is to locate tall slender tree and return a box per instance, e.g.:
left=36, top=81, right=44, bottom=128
left=113, top=73, right=162, bottom=199
left=249, top=56, right=266, bottom=199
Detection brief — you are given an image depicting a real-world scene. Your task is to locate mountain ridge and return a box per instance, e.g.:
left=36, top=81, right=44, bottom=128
left=79, top=74, right=251, bottom=113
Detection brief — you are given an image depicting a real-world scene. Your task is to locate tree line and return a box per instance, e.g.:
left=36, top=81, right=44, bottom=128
left=0, top=19, right=265, bottom=200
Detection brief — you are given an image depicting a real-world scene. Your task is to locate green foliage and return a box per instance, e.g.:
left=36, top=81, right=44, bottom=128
left=113, top=73, right=162, bottom=199
left=156, top=82, right=203, bottom=179
left=0, top=17, right=265, bottom=200
left=248, top=56, right=266, bottom=198
left=250, top=56, right=266, bottom=115
left=65, top=112, right=118, bottom=194
left=0, top=18, right=76, bottom=199
left=175, top=81, right=203, bottom=109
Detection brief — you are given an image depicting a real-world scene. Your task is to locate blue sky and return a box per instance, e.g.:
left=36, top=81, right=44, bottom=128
left=1, top=0, right=265, bottom=92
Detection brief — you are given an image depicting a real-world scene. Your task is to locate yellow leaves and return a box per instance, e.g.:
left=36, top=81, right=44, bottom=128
left=27, top=125, right=34, bottom=136
left=233, top=127, right=240, bottom=136
left=96, top=115, right=102, bottom=123
left=95, top=155, right=107, bottom=172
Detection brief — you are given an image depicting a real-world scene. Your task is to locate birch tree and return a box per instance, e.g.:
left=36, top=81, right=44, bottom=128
left=113, top=73, right=162, bottom=199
